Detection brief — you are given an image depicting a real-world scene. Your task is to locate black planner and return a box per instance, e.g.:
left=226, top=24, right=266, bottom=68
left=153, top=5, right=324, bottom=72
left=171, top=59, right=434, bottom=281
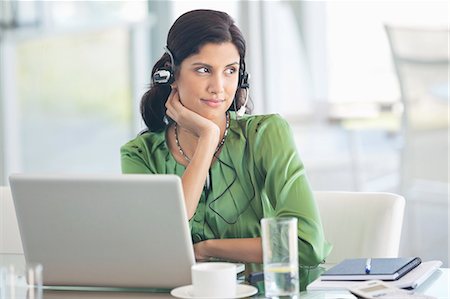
left=321, top=257, right=422, bottom=281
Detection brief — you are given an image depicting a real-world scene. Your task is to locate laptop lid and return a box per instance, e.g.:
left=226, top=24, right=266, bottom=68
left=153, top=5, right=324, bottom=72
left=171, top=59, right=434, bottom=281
left=9, top=174, right=195, bottom=288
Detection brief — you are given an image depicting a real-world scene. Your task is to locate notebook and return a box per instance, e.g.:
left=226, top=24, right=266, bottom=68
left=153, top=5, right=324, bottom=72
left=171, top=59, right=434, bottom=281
left=321, top=257, right=422, bottom=281
left=9, top=174, right=195, bottom=289
left=307, top=260, right=442, bottom=291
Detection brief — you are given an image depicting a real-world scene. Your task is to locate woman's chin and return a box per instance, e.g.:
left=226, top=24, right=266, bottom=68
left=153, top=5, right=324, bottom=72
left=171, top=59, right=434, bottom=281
left=196, top=108, right=230, bottom=122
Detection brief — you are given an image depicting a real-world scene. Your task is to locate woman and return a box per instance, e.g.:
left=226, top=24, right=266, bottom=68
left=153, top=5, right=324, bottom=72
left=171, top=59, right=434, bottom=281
left=121, top=9, right=331, bottom=268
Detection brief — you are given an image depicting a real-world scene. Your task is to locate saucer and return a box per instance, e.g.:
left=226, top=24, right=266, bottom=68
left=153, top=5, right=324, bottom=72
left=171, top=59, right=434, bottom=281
left=170, top=284, right=258, bottom=299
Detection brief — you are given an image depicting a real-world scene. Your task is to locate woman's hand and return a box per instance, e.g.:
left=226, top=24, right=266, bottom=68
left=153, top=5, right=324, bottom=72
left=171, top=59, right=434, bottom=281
left=193, top=238, right=263, bottom=263
left=193, top=241, right=210, bottom=261
left=165, top=88, right=220, bottom=140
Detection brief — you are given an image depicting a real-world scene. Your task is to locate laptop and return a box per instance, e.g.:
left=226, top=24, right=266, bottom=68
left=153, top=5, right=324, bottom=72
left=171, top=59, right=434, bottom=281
left=9, top=174, right=195, bottom=289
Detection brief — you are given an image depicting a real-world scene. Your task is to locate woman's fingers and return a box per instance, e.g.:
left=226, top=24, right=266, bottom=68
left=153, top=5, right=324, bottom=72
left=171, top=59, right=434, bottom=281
left=169, top=90, right=185, bottom=113
left=165, top=89, right=175, bottom=109
left=165, top=88, right=180, bottom=121
left=165, top=88, right=219, bottom=138
left=166, top=89, right=191, bottom=123
left=193, top=242, right=208, bottom=261
left=165, top=108, right=175, bottom=121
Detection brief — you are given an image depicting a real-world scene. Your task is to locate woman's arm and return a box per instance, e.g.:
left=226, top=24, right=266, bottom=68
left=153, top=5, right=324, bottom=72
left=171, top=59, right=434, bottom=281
left=253, top=115, right=332, bottom=266
left=181, top=133, right=218, bottom=218
left=165, top=88, right=220, bottom=219
left=194, top=238, right=263, bottom=263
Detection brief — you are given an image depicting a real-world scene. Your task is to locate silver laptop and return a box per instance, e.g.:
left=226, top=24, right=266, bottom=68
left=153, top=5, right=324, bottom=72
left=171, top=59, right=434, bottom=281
left=9, top=174, right=195, bottom=289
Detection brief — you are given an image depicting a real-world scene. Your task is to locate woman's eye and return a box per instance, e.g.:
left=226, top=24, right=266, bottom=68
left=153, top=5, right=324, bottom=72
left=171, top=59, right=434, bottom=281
left=196, top=67, right=209, bottom=74
left=225, top=68, right=237, bottom=75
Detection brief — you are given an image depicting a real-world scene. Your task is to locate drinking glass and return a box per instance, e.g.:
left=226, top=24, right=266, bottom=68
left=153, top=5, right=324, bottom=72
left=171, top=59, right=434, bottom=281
left=25, top=264, right=43, bottom=299
left=261, top=217, right=299, bottom=298
left=0, top=264, right=43, bottom=299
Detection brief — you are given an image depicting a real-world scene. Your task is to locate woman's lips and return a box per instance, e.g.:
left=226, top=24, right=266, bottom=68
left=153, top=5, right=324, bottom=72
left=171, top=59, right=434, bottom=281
left=201, top=99, right=225, bottom=108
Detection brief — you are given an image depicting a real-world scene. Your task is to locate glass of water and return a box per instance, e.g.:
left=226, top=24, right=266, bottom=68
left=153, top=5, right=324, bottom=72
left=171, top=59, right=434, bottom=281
left=0, top=264, right=43, bottom=299
left=261, top=217, right=299, bottom=298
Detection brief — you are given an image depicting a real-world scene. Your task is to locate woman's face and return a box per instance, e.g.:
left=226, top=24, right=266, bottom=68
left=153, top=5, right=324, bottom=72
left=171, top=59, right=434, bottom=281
left=172, top=42, right=241, bottom=121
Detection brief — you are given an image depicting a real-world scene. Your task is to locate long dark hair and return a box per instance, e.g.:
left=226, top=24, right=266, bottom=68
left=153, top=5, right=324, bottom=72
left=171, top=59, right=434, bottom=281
left=140, top=9, right=249, bottom=132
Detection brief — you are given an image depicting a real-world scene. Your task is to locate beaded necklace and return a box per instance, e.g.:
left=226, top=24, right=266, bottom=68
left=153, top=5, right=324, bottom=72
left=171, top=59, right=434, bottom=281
left=174, top=112, right=230, bottom=163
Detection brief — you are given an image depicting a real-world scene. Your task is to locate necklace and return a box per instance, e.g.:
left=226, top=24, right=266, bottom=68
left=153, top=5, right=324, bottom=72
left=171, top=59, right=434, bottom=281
left=174, top=112, right=230, bottom=163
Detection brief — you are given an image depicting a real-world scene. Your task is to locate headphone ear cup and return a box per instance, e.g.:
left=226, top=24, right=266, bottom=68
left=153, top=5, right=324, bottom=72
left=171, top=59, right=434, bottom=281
left=153, top=67, right=174, bottom=84
left=239, top=70, right=250, bottom=89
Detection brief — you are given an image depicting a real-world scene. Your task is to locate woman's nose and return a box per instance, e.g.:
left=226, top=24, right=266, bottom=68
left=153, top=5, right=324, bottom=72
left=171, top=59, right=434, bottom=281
left=207, top=74, right=225, bottom=95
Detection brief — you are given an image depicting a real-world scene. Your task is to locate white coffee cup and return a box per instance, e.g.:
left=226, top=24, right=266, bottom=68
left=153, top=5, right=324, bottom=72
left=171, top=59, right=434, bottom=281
left=191, top=262, right=236, bottom=298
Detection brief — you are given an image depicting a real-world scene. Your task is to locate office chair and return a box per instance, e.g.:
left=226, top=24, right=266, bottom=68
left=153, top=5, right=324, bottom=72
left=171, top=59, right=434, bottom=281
left=384, top=25, right=449, bottom=197
left=314, top=191, right=405, bottom=264
left=0, top=186, right=23, bottom=254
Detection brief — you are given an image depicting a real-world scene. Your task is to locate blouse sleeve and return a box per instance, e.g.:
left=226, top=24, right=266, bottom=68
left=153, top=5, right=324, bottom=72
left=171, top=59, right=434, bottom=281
left=120, top=138, right=154, bottom=174
left=251, top=114, right=332, bottom=266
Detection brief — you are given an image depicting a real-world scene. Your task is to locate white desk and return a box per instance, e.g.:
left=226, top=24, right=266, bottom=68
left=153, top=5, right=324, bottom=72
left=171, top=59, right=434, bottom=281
left=1, top=254, right=449, bottom=298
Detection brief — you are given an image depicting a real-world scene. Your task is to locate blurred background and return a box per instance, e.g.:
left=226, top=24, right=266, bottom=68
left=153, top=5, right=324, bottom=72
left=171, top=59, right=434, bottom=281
left=0, top=1, right=448, bottom=266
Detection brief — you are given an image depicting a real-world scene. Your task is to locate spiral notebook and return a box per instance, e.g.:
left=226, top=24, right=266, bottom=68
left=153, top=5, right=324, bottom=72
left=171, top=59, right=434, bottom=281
left=321, top=257, right=422, bottom=281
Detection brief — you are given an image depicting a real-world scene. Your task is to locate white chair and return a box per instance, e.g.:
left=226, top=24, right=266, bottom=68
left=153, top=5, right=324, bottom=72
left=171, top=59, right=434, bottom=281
left=384, top=25, right=449, bottom=197
left=0, top=186, right=23, bottom=254
left=314, top=191, right=405, bottom=264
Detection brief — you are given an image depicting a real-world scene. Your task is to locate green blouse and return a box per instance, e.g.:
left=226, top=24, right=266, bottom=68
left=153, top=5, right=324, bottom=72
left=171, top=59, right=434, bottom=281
left=121, top=113, right=331, bottom=267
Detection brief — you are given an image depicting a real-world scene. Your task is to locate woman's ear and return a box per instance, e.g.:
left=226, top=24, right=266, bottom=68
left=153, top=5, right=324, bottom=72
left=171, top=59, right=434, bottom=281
left=171, top=82, right=178, bottom=89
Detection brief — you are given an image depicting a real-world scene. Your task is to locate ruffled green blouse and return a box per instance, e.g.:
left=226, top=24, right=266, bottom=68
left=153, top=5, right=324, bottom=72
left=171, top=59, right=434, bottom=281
left=121, top=113, right=331, bottom=267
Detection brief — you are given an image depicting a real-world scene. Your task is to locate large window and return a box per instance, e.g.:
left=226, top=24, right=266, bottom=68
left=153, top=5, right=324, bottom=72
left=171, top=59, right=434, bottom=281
left=16, top=28, right=132, bottom=173
left=0, top=1, right=150, bottom=182
left=326, top=1, right=448, bottom=103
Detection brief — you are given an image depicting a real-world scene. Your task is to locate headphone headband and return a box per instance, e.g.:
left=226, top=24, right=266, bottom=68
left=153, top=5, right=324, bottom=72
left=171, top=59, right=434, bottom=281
left=164, top=46, right=176, bottom=67
left=152, top=46, right=176, bottom=85
left=153, top=46, right=250, bottom=90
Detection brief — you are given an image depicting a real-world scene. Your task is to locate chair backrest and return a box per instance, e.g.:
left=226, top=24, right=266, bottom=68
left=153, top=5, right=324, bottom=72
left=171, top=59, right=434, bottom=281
left=384, top=25, right=448, bottom=130
left=384, top=25, right=449, bottom=192
left=314, top=191, right=405, bottom=264
left=0, top=186, right=23, bottom=254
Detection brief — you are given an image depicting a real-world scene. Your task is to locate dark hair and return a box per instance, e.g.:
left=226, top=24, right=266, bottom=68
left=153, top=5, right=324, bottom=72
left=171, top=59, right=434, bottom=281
left=140, top=9, right=249, bottom=132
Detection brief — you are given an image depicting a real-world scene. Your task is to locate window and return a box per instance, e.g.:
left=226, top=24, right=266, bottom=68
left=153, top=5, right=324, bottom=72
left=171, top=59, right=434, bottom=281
left=1, top=1, right=150, bottom=181
left=326, top=1, right=448, bottom=103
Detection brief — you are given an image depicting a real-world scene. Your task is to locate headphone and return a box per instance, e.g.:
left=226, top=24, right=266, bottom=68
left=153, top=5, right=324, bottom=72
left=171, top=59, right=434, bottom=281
left=153, top=46, right=250, bottom=116
left=236, top=66, right=250, bottom=117
left=152, top=46, right=176, bottom=85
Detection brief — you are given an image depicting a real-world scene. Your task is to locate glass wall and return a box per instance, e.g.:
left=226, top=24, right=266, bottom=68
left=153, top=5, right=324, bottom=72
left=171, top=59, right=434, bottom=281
left=16, top=28, right=132, bottom=173
left=326, top=1, right=448, bottom=103
left=0, top=1, right=150, bottom=180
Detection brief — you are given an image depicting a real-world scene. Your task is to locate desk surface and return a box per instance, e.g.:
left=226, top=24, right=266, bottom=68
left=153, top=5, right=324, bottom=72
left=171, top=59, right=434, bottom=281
left=1, top=254, right=449, bottom=299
